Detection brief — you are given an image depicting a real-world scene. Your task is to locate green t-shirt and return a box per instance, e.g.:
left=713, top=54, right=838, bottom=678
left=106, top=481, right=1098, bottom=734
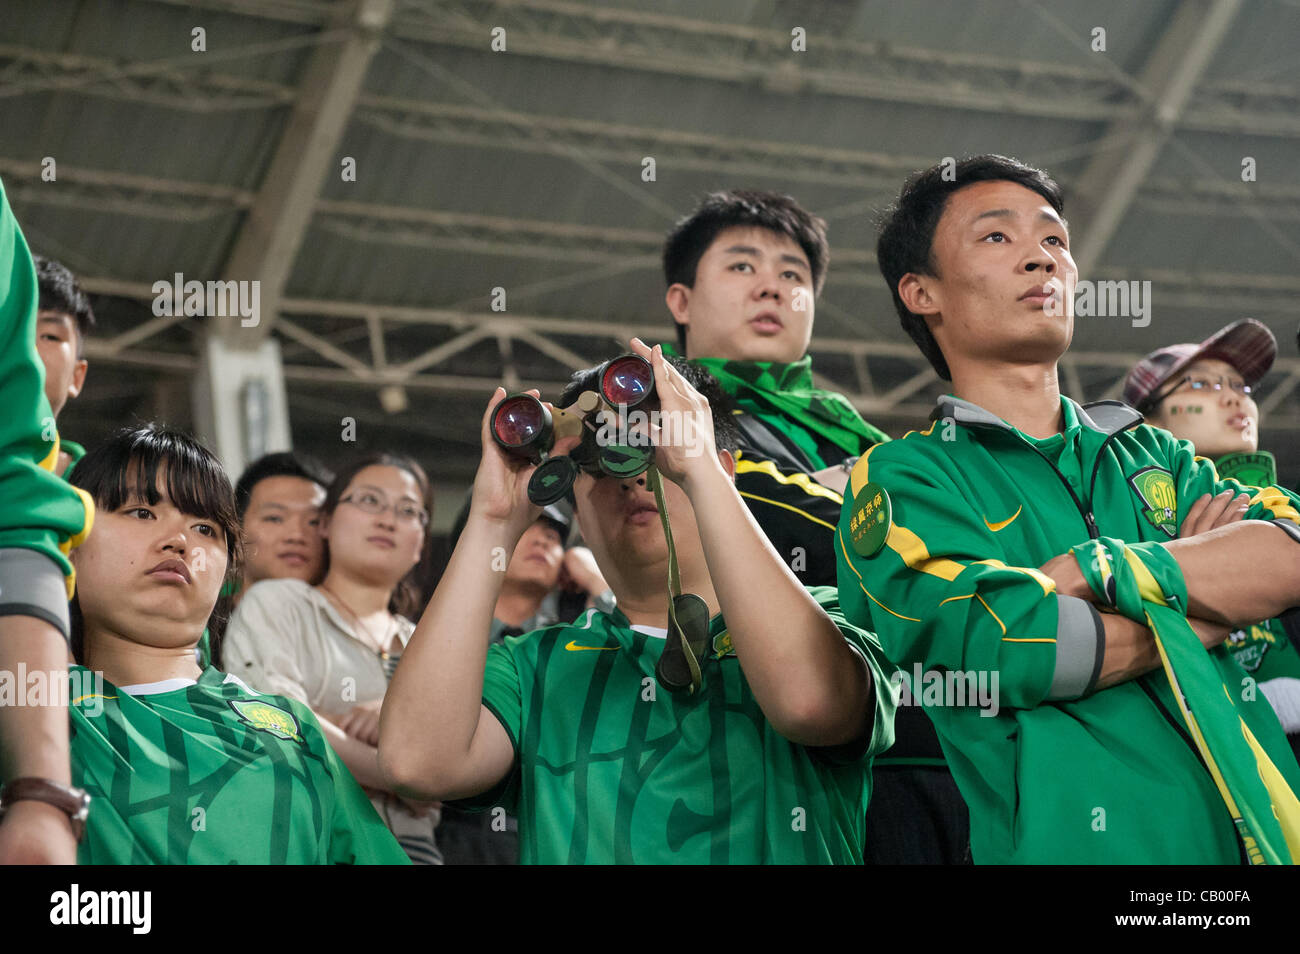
left=70, top=665, right=409, bottom=865
left=462, top=587, right=896, bottom=864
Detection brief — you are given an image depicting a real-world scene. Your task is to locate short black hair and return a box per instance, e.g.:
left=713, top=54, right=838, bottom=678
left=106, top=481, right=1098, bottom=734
left=663, top=190, right=829, bottom=354
left=33, top=255, right=94, bottom=358
left=876, top=155, right=1065, bottom=380
left=67, top=424, right=242, bottom=666
left=234, top=451, right=334, bottom=520
left=558, top=354, right=740, bottom=455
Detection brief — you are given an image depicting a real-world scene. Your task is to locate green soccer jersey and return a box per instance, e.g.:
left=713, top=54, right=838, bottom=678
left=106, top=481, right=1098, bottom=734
left=837, top=395, right=1300, bottom=864
left=70, top=665, right=409, bottom=865
left=460, top=587, right=896, bottom=864
left=1227, top=617, right=1300, bottom=683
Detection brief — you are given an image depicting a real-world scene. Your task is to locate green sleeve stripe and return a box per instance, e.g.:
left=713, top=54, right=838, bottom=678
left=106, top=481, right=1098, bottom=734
left=836, top=528, right=921, bottom=622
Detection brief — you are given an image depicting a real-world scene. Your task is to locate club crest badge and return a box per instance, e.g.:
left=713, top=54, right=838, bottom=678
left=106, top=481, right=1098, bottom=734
left=1128, top=466, right=1178, bottom=537
left=229, top=699, right=304, bottom=743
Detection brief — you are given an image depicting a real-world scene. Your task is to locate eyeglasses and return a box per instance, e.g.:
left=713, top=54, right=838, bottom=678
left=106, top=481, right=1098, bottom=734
left=1173, top=376, right=1253, bottom=397
left=339, top=491, right=428, bottom=527
left=1145, top=374, right=1254, bottom=412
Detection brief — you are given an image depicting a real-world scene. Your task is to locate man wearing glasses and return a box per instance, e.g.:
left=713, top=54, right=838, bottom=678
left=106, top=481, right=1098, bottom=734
left=1124, top=320, right=1300, bottom=760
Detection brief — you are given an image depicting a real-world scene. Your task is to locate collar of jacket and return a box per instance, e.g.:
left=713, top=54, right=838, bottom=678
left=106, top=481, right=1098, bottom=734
left=929, top=394, right=1144, bottom=438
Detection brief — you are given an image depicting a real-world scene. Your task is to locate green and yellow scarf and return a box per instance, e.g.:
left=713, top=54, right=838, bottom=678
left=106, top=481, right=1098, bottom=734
left=1072, top=536, right=1300, bottom=864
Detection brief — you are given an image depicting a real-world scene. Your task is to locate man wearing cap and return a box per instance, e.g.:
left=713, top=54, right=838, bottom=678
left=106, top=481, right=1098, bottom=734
left=436, top=500, right=612, bottom=864
left=1125, top=319, right=1300, bottom=760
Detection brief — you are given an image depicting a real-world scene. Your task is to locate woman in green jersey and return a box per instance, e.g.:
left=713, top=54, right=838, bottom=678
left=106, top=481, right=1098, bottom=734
left=66, top=425, right=407, bottom=864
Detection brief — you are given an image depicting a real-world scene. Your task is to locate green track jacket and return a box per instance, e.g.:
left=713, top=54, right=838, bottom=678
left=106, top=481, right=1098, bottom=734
left=0, top=177, right=93, bottom=640
left=836, top=394, right=1300, bottom=864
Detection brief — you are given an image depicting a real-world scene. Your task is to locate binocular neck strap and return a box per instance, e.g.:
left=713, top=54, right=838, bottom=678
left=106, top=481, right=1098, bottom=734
left=647, top=466, right=703, bottom=693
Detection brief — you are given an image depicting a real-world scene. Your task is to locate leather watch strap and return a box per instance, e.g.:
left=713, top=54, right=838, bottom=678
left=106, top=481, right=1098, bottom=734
left=0, top=777, right=90, bottom=840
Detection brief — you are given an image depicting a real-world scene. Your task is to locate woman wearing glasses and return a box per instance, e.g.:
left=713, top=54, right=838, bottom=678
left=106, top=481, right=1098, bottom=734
left=224, top=452, right=441, bottom=863
left=1124, top=319, right=1272, bottom=468
left=1123, top=318, right=1300, bottom=762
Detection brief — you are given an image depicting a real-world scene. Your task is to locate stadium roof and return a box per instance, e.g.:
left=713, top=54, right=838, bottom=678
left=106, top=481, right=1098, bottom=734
left=5, top=0, right=1300, bottom=515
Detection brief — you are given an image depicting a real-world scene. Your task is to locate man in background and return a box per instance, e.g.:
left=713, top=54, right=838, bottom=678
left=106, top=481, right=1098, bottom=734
left=233, top=451, right=333, bottom=603
left=662, top=190, right=889, bottom=589
left=32, top=255, right=93, bottom=477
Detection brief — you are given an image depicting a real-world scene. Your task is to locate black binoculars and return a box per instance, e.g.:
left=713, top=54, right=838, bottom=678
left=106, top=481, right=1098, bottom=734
left=489, top=353, right=656, bottom=506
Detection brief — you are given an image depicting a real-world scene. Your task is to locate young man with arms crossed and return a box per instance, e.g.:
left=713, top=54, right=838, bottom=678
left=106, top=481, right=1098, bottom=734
left=842, top=154, right=1300, bottom=863
left=380, top=341, right=896, bottom=864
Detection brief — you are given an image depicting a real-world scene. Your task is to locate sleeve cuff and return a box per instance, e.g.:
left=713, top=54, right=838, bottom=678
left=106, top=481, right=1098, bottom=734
left=0, top=548, right=71, bottom=644
left=1047, top=594, right=1104, bottom=701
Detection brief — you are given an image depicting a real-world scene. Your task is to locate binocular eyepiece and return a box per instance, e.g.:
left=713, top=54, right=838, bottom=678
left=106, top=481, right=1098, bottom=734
left=489, top=353, right=656, bottom=505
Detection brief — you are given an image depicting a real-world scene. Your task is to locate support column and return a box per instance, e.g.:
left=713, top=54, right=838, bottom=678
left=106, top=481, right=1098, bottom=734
left=191, top=334, right=292, bottom=480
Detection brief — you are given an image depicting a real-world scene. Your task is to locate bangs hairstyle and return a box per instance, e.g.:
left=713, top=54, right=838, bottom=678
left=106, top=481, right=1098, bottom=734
left=663, top=190, right=829, bottom=354
left=320, top=452, right=434, bottom=621
left=558, top=354, right=740, bottom=455
left=67, top=424, right=242, bottom=666
left=876, top=154, right=1065, bottom=381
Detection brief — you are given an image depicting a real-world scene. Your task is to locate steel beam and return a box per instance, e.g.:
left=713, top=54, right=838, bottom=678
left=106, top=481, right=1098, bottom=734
left=220, top=0, right=394, bottom=344
left=1071, top=0, right=1244, bottom=274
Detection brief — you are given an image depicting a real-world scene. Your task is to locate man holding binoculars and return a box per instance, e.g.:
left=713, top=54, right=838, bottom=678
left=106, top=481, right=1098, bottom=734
left=379, top=339, right=896, bottom=864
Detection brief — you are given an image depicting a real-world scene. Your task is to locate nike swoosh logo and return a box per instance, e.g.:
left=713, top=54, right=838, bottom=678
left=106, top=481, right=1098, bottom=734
left=984, top=505, right=1022, bottom=533
left=565, top=640, right=619, bottom=652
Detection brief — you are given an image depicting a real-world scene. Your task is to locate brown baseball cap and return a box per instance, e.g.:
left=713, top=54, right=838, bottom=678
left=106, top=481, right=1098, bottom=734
left=1122, top=319, right=1277, bottom=411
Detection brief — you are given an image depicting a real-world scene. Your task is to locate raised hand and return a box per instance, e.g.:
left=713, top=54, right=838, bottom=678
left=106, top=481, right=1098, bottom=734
left=625, top=338, right=721, bottom=490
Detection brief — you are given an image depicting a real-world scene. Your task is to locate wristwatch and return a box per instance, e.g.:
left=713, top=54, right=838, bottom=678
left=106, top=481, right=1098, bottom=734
left=0, top=777, right=91, bottom=841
